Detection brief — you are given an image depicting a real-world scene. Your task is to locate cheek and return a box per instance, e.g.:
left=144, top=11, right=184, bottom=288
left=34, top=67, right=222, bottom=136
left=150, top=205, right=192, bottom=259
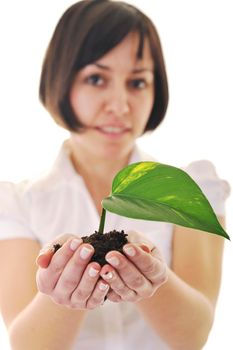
left=135, top=94, right=154, bottom=126
left=70, top=88, right=97, bottom=124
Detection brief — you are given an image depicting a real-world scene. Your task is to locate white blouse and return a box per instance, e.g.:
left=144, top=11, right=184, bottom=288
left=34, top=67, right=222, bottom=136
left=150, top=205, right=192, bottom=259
left=0, top=141, right=230, bottom=350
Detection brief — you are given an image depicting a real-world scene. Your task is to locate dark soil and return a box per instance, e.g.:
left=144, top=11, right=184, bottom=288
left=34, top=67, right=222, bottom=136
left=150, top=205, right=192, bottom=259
left=53, top=243, right=62, bottom=253
left=82, top=230, right=128, bottom=266
left=53, top=230, right=128, bottom=266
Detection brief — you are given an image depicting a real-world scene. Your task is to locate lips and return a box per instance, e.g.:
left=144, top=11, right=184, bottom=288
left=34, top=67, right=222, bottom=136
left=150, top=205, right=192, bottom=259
left=95, top=125, right=130, bottom=135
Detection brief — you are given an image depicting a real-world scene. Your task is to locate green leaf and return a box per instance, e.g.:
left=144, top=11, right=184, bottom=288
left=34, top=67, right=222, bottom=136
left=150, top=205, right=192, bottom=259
left=102, top=162, right=229, bottom=239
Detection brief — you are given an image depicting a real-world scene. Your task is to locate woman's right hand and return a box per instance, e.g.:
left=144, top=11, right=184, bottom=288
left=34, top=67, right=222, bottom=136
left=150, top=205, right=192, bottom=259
left=36, top=235, right=109, bottom=310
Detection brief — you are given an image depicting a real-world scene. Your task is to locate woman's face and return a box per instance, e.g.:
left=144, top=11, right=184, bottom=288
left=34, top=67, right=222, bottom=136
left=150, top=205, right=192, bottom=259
left=69, top=31, right=155, bottom=161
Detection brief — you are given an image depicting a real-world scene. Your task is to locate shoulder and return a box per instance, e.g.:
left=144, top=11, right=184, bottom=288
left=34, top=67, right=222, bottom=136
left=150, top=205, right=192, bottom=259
left=184, top=159, right=223, bottom=179
left=0, top=180, right=29, bottom=213
left=184, top=159, right=230, bottom=194
left=183, top=159, right=230, bottom=216
left=0, top=179, right=35, bottom=240
left=0, top=166, right=62, bottom=206
left=0, top=143, right=67, bottom=239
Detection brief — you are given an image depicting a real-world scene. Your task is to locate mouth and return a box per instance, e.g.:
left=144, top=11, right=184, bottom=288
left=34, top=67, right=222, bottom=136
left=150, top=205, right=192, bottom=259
left=95, top=125, right=131, bottom=136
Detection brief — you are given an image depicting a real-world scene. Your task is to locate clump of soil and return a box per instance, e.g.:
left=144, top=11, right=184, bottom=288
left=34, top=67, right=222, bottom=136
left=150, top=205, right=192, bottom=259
left=82, top=230, right=128, bottom=266
left=53, top=230, right=128, bottom=266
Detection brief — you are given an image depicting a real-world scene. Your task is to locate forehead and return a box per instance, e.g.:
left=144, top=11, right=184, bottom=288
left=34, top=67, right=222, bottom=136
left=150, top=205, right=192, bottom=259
left=95, top=32, right=154, bottom=70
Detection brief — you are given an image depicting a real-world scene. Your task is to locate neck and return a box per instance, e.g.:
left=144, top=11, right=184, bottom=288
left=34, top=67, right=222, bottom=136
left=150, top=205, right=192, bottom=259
left=67, top=137, right=134, bottom=200
left=70, top=146, right=131, bottom=180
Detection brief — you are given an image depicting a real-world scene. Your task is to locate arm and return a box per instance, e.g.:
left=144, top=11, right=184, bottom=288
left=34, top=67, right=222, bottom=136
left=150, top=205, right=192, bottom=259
left=137, top=218, right=225, bottom=350
left=101, top=218, right=225, bottom=350
left=0, top=237, right=108, bottom=350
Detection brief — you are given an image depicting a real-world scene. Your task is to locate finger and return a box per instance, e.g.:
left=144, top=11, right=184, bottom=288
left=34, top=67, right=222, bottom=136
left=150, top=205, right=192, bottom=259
left=105, top=250, right=154, bottom=297
left=36, top=233, right=79, bottom=267
left=106, top=289, right=122, bottom=303
left=101, top=265, right=139, bottom=301
left=36, top=238, right=82, bottom=294
left=36, top=248, right=54, bottom=268
left=123, top=244, right=167, bottom=285
left=86, top=279, right=110, bottom=309
left=137, top=243, right=151, bottom=253
left=53, top=244, right=95, bottom=303
left=126, top=231, right=154, bottom=251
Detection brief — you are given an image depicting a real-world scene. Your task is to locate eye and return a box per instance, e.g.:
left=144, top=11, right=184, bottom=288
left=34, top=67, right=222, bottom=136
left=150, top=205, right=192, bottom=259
left=86, top=74, right=104, bottom=86
left=129, top=79, right=147, bottom=89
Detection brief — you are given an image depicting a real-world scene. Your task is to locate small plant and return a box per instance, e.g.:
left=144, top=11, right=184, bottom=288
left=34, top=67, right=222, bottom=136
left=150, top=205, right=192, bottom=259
left=100, top=161, right=229, bottom=237
left=55, top=161, right=229, bottom=265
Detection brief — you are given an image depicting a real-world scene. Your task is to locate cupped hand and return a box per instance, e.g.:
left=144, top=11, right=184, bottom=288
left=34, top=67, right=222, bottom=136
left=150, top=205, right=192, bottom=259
left=36, top=234, right=109, bottom=310
left=100, top=231, right=168, bottom=303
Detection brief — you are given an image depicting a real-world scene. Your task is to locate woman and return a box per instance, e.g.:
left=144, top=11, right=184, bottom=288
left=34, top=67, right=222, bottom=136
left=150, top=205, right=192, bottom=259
left=0, top=1, right=229, bottom=349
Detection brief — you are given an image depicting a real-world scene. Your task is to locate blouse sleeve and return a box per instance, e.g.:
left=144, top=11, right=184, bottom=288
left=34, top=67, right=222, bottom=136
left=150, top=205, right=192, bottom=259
left=0, top=181, right=36, bottom=240
left=184, top=160, right=231, bottom=216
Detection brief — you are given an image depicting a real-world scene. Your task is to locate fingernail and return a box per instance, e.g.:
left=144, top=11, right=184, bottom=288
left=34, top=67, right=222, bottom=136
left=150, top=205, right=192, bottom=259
left=70, top=239, right=82, bottom=251
left=88, top=267, right=99, bottom=277
left=106, top=256, right=119, bottom=267
left=103, top=271, right=113, bottom=280
left=123, top=246, right=136, bottom=257
left=99, top=283, right=109, bottom=291
left=80, top=246, right=93, bottom=260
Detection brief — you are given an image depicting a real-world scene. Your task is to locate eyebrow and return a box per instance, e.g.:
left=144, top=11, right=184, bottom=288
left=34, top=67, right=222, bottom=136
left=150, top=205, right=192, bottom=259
left=94, top=63, right=153, bottom=74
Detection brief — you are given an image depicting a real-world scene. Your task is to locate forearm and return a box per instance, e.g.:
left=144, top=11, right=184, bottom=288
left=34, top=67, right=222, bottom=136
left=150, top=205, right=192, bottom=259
left=136, top=268, right=214, bottom=350
left=9, top=292, right=86, bottom=350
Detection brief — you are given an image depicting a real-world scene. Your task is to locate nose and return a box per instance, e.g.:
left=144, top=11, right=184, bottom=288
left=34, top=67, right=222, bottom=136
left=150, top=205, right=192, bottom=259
left=104, top=83, right=130, bottom=117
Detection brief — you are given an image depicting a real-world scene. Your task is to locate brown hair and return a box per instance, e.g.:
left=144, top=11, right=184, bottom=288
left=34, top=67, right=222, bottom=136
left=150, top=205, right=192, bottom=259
left=39, top=0, right=169, bottom=133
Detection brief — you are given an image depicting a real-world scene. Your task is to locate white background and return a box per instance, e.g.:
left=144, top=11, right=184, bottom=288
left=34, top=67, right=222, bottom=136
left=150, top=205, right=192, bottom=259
left=0, top=1, right=232, bottom=349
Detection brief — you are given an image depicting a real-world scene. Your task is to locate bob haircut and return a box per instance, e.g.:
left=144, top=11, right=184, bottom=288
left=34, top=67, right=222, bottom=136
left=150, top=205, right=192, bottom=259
left=39, top=0, right=169, bottom=133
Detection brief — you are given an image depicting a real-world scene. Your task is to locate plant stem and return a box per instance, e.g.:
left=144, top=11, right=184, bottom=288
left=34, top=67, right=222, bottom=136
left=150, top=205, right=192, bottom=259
left=98, top=208, right=106, bottom=234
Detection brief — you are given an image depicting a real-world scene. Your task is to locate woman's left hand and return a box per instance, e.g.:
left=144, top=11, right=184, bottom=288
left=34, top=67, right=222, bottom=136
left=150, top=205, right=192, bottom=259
left=100, top=231, right=168, bottom=303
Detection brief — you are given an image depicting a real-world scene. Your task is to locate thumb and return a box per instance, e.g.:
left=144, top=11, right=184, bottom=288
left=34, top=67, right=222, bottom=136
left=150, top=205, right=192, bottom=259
left=140, top=243, right=151, bottom=253
left=36, top=247, right=54, bottom=268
